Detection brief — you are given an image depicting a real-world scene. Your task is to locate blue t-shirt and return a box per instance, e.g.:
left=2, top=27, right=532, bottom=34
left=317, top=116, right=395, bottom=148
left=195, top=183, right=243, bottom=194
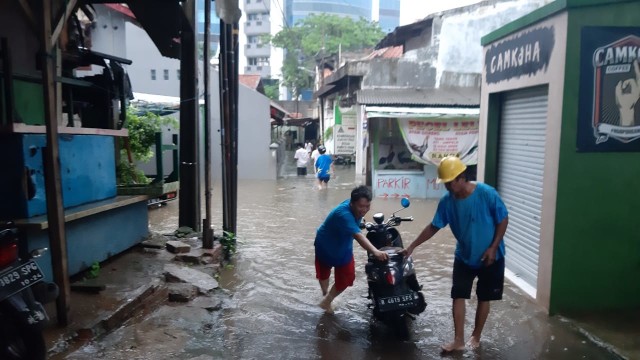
left=315, top=154, right=332, bottom=178
left=314, top=199, right=362, bottom=266
left=432, top=183, right=508, bottom=269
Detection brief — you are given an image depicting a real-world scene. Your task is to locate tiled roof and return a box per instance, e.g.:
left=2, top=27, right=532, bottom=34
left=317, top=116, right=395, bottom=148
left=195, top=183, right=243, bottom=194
left=356, top=87, right=479, bottom=107
left=238, top=74, right=262, bottom=90
left=363, top=46, right=403, bottom=60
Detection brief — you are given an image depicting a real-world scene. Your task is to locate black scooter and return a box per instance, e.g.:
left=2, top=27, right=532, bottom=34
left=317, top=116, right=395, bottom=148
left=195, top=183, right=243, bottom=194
left=362, top=198, right=426, bottom=336
left=0, top=224, right=58, bottom=360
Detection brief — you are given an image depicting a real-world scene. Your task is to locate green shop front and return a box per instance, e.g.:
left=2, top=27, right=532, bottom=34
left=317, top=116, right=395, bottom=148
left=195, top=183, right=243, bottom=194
left=478, top=0, right=640, bottom=314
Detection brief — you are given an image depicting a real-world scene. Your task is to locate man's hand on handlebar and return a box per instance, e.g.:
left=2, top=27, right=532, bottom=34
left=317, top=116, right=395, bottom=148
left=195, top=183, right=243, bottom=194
left=399, top=245, right=414, bottom=257
left=373, top=249, right=389, bottom=262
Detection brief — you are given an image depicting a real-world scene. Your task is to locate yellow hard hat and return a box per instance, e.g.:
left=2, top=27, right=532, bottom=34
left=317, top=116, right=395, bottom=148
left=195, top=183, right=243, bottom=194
left=437, top=156, right=467, bottom=183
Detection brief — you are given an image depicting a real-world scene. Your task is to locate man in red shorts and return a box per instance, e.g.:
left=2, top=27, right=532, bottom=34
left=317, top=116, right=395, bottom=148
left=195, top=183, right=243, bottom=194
left=315, top=185, right=388, bottom=313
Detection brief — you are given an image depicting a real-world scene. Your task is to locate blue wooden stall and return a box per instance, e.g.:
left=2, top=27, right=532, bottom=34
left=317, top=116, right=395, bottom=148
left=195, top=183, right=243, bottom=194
left=0, top=131, right=149, bottom=282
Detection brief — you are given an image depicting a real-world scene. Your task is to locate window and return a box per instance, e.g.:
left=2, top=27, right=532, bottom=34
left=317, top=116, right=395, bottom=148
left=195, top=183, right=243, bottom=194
left=164, top=69, right=169, bottom=80
left=150, top=69, right=156, bottom=80
left=176, top=69, right=180, bottom=80
left=248, top=57, right=270, bottom=66
left=247, top=35, right=259, bottom=43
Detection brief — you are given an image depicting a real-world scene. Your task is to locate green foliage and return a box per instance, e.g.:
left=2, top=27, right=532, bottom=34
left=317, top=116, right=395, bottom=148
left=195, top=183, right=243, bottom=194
left=264, top=81, right=280, bottom=101
left=116, top=157, right=151, bottom=185
left=86, top=261, right=100, bottom=279
left=116, top=108, right=178, bottom=185
left=269, top=14, right=384, bottom=97
left=220, top=231, right=237, bottom=259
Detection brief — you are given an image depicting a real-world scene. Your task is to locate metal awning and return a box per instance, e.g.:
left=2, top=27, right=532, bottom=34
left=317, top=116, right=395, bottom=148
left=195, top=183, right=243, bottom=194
left=365, top=106, right=479, bottom=119
left=357, top=87, right=479, bottom=107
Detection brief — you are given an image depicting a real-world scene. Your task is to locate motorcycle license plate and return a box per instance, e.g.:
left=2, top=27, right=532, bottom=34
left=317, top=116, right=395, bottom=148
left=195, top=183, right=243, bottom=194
left=0, top=260, right=44, bottom=301
left=378, top=292, right=418, bottom=312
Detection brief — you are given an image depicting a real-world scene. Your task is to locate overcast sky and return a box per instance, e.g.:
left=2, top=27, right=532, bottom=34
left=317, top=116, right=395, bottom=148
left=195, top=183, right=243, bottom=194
left=399, top=0, right=483, bottom=25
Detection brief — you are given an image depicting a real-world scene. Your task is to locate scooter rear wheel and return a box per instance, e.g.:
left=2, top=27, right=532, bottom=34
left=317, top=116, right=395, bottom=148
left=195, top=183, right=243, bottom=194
left=0, top=311, right=46, bottom=360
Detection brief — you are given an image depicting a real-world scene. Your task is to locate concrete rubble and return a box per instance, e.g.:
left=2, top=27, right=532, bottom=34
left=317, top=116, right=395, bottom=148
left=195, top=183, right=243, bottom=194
left=45, top=229, right=230, bottom=359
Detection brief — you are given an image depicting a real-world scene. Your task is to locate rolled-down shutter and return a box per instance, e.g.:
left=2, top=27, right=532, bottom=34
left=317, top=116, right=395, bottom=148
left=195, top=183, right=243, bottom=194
left=497, top=86, right=548, bottom=290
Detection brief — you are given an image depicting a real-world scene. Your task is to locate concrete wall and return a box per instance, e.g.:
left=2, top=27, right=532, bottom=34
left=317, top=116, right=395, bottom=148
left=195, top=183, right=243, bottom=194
left=209, top=69, right=276, bottom=180
left=125, top=22, right=182, bottom=97
left=479, top=12, right=568, bottom=311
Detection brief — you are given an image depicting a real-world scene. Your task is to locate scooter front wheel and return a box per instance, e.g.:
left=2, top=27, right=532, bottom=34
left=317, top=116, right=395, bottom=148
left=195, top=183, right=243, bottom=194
left=0, top=311, right=46, bottom=360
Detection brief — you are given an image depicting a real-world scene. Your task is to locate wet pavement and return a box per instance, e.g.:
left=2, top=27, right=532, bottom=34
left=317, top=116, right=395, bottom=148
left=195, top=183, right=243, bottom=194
left=60, top=154, right=623, bottom=360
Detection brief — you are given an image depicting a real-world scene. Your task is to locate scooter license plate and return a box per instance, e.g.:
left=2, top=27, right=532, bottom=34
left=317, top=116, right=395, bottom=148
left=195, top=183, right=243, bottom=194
left=378, top=292, right=418, bottom=312
left=0, top=260, right=44, bottom=301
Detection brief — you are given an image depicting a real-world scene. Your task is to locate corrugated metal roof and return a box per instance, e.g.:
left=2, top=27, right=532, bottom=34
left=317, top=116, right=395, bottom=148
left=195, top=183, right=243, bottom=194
left=356, top=87, right=479, bottom=107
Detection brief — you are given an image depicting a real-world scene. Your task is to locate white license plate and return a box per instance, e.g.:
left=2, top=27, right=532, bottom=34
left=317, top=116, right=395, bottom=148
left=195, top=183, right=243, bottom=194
left=0, top=260, right=44, bottom=300
left=378, top=293, right=418, bottom=311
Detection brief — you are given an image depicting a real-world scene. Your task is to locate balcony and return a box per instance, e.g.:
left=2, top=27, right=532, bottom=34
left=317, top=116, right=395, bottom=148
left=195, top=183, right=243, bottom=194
left=244, top=19, right=271, bottom=35
left=244, top=43, right=271, bottom=57
left=245, top=0, right=270, bottom=13
left=244, top=65, right=271, bottom=78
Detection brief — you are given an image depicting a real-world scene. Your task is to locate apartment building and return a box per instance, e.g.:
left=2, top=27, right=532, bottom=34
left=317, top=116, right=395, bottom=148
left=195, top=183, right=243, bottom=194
left=239, top=0, right=401, bottom=98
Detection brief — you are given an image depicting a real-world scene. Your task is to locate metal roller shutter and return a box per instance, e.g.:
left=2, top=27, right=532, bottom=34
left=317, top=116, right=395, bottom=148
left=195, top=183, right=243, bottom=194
left=498, top=86, right=548, bottom=291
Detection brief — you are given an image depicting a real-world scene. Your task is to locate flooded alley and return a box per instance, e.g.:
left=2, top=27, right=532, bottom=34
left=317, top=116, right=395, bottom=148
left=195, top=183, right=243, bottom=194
left=145, top=165, right=621, bottom=360
left=62, top=166, right=622, bottom=360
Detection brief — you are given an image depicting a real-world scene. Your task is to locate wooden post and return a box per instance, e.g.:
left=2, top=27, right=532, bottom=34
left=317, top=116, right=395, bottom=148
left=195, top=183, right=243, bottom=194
left=40, top=0, right=71, bottom=326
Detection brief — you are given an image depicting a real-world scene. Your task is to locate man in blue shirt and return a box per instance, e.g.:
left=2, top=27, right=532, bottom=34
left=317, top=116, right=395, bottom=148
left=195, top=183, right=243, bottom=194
left=402, top=156, right=508, bottom=352
left=315, top=185, right=388, bottom=313
left=314, top=145, right=334, bottom=190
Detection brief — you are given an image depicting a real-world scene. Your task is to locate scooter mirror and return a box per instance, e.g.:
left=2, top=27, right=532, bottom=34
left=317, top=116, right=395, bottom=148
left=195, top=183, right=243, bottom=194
left=401, top=198, right=410, bottom=208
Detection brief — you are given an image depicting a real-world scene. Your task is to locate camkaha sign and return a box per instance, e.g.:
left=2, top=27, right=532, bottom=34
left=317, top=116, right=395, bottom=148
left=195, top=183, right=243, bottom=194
left=577, top=27, right=640, bottom=152
left=485, top=26, right=554, bottom=84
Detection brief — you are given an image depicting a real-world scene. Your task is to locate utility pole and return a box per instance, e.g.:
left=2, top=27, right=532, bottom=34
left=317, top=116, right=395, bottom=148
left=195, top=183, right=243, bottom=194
left=218, top=19, right=239, bottom=236
left=179, top=0, right=201, bottom=231
left=202, top=0, right=214, bottom=248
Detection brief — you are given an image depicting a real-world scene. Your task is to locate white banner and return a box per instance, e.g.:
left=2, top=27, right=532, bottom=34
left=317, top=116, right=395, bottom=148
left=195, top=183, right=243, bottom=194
left=398, top=118, right=479, bottom=166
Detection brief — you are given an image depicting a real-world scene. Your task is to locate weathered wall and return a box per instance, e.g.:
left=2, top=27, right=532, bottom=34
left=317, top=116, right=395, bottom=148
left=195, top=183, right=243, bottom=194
left=436, top=0, right=552, bottom=87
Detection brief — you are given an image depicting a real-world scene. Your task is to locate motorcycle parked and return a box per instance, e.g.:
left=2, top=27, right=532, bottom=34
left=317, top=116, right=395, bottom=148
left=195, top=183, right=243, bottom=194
left=0, top=223, right=58, bottom=360
left=362, top=198, right=426, bottom=336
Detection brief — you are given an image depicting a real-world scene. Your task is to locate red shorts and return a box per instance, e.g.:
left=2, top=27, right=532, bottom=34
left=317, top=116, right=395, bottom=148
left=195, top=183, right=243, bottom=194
left=315, top=256, right=355, bottom=292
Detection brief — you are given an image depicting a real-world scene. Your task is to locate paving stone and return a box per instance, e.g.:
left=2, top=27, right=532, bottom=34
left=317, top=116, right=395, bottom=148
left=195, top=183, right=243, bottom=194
left=189, top=296, right=223, bottom=311
left=163, top=264, right=219, bottom=294
left=174, top=253, right=201, bottom=264
left=141, top=232, right=167, bottom=249
left=167, top=283, right=197, bottom=302
left=166, top=240, right=191, bottom=254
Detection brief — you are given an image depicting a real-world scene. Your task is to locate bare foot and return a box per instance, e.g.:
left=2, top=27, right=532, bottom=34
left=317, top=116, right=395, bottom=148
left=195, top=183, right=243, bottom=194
left=467, top=336, right=480, bottom=349
left=319, top=300, right=334, bottom=314
left=441, top=340, right=465, bottom=353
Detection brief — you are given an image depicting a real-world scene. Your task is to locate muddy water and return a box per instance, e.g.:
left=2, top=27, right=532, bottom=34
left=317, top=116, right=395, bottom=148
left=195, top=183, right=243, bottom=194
left=145, top=166, right=619, bottom=360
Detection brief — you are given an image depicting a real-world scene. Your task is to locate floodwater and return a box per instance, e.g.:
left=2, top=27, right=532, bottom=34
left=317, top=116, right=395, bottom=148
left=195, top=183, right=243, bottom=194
left=138, top=162, right=619, bottom=360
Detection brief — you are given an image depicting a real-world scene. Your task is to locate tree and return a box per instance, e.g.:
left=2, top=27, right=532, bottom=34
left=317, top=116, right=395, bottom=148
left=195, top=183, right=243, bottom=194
left=264, top=81, right=280, bottom=101
left=270, top=14, right=385, bottom=98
